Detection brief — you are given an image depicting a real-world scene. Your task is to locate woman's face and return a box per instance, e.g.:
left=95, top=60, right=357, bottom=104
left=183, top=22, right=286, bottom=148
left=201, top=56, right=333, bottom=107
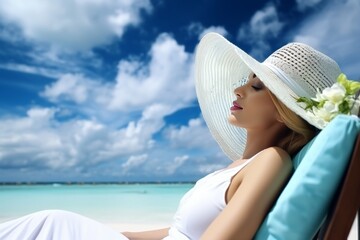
left=228, top=73, right=280, bottom=130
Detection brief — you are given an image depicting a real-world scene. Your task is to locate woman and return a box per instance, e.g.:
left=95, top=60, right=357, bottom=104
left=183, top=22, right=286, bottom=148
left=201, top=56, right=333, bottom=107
left=0, top=32, right=347, bottom=240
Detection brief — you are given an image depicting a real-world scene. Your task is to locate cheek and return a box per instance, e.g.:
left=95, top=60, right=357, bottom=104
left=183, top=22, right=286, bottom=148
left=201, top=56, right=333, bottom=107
left=260, top=101, right=276, bottom=113
left=249, top=95, right=278, bottom=120
left=255, top=101, right=278, bottom=121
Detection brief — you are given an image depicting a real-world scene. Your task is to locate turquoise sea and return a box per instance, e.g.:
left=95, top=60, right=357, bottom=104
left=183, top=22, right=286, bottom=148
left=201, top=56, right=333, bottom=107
left=0, top=183, right=194, bottom=225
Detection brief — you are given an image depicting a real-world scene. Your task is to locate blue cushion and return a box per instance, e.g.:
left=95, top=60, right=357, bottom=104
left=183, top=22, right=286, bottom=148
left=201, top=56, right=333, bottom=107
left=255, top=115, right=360, bottom=240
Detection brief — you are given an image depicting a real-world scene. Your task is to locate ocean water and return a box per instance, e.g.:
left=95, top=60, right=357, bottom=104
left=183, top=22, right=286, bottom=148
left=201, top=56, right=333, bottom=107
left=0, top=183, right=194, bottom=225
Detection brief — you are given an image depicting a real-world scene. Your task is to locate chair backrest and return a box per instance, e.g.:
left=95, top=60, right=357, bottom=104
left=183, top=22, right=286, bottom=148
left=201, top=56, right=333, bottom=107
left=317, top=118, right=360, bottom=239
left=255, top=114, right=360, bottom=240
left=318, top=91, right=360, bottom=239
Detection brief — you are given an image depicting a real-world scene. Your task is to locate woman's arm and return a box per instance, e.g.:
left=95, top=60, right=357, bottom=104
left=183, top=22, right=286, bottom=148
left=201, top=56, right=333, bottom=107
left=201, top=147, right=292, bottom=240
left=122, top=227, right=170, bottom=240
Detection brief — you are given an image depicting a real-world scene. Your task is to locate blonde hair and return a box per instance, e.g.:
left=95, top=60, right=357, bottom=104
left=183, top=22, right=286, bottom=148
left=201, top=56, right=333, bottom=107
left=268, top=91, right=318, bottom=156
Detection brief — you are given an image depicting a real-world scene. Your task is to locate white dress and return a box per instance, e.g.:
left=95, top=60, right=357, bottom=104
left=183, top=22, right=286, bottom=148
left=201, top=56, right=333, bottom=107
left=0, top=210, right=128, bottom=240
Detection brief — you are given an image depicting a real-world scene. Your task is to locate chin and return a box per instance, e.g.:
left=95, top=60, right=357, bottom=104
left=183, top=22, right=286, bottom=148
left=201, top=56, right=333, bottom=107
left=228, top=115, right=243, bottom=127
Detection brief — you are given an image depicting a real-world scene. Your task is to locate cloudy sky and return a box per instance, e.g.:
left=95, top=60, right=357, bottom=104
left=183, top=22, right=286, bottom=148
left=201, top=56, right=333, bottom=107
left=0, top=0, right=359, bottom=182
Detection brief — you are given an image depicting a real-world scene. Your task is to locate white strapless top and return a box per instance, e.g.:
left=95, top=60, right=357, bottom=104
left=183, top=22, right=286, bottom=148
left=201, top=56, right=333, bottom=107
left=163, top=156, right=257, bottom=240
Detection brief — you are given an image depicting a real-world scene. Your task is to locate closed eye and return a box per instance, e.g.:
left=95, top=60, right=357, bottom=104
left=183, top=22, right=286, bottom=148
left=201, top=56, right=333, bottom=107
left=252, top=85, right=262, bottom=91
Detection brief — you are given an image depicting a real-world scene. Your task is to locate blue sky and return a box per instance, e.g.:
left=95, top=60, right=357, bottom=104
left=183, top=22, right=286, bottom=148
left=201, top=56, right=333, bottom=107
left=0, top=0, right=359, bottom=182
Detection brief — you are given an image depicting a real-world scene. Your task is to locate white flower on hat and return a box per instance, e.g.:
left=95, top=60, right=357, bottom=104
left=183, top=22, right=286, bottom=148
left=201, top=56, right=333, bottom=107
left=311, top=104, right=337, bottom=128
left=320, top=83, right=346, bottom=104
left=297, top=73, right=360, bottom=128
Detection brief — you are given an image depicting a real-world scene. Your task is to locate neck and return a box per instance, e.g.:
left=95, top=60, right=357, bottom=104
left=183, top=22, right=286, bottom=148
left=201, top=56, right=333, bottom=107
left=241, top=123, right=289, bottom=159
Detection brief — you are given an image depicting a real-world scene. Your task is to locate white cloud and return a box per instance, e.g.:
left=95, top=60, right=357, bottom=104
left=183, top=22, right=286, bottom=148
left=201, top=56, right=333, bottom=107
left=292, top=0, right=360, bottom=79
left=41, top=33, right=195, bottom=116
left=109, top=33, right=195, bottom=111
left=121, top=154, right=148, bottom=171
left=237, top=4, right=285, bottom=59
left=42, top=74, right=109, bottom=104
left=0, top=0, right=152, bottom=51
left=42, top=74, right=88, bottom=104
left=0, top=0, right=152, bottom=80
left=0, top=108, right=225, bottom=178
left=198, top=164, right=225, bottom=174
left=164, top=117, right=219, bottom=150
left=0, top=105, right=215, bottom=179
left=0, top=108, right=64, bottom=169
left=159, top=155, right=189, bottom=175
left=0, top=31, right=222, bottom=180
left=0, top=105, right=163, bottom=171
left=0, top=63, right=62, bottom=79
left=296, top=0, right=324, bottom=11
left=199, top=26, right=228, bottom=40
left=41, top=74, right=120, bottom=125
left=187, top=22, right=228, bottom=40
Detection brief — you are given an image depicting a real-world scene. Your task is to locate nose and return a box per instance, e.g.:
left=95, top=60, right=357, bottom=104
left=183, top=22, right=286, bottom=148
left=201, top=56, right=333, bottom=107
left=234, top=85, right=244, bottom=98
left=233, top=76, right=248, bottom=98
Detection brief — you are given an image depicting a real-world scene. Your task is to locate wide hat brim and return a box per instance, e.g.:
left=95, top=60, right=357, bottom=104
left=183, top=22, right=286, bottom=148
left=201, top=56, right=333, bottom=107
left=195, top=33, right=324, bottom=161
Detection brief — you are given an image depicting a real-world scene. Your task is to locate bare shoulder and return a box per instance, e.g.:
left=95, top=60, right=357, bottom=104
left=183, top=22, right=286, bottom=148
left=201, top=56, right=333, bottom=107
left=255, top=147, right=291, bottom=163
left=245, top=147, right=292, bottom=175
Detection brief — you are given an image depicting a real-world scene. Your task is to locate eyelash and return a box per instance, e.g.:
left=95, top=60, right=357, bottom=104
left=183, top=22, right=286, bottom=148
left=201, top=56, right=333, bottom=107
left=252, top=85, right=262, bottom=91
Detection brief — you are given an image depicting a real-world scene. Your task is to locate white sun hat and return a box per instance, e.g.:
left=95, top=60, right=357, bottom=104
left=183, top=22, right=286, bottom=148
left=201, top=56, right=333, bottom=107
left=195, top=32, right=341, bottom=161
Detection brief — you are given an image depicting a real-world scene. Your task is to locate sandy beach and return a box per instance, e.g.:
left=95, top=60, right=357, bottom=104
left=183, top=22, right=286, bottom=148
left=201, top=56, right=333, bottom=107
left=107, top=222, right=170, bottom=232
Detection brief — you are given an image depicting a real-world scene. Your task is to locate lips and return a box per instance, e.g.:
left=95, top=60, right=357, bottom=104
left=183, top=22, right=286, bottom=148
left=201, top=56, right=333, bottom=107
left=230, top=101, right=243, bottom=111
